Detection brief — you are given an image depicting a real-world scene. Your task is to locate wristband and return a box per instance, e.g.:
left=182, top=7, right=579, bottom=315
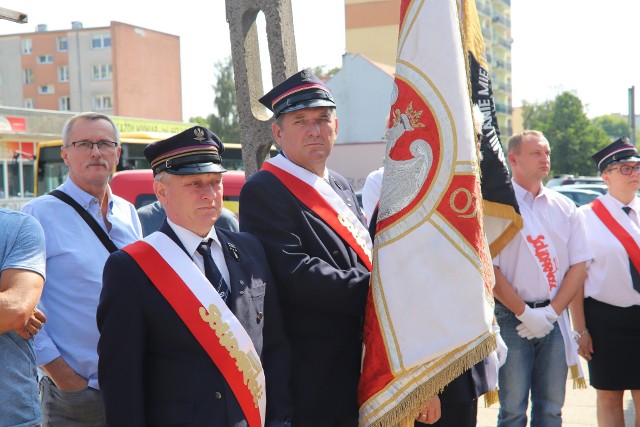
left=572, top=329, right=589, bottom=341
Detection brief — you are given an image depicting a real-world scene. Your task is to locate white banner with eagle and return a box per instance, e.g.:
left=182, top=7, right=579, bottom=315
left=358, top=1, right=496, bottom=425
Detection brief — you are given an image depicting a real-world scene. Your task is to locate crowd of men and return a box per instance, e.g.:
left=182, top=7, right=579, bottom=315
left=1, top=68, right=638, bottom=427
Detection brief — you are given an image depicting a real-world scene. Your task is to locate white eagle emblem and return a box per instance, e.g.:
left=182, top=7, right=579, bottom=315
left=193, top=127, right=205, bottom=142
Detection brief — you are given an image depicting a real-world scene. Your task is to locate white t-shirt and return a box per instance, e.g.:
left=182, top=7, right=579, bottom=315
left=493, top=181, right=593, bottom=302
left=580, top=193, right=640, bottom=307
left=361, top=166, right=384, bottom=225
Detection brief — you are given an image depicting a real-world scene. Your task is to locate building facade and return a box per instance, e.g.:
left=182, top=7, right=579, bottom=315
left=344, top=0, right=513, bottom=137
left=0, top=21, right=182, bottom=121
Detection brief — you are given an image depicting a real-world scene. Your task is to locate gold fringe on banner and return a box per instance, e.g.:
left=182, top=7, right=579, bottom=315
left=368, top=333, right=495, bottom=427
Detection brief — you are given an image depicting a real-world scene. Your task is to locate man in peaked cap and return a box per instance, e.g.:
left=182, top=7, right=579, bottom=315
left=240, top=70, right=438, bottom=426
left=97, top=126, right=292, bottom=426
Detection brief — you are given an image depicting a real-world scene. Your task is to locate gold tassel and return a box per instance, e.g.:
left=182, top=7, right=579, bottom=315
left=483, top=390, right=499, bottom=407
left=569, top=364, right=587, bottom=389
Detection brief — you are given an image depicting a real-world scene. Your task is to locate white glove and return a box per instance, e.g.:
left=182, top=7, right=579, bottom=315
left=515, top=305, right=554, bottom=339
left=492, top=324, right=508, bottom=367
left=540, top=305, right=559, bottom=323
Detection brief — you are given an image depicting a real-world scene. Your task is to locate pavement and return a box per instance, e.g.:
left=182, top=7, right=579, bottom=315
left=476, top=359, right=637, bottom=426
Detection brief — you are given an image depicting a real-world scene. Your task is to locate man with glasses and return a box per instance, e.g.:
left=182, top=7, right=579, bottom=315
left=492, top=130, right=592, bottom=426
left=22, top=112, right=142, bottom=426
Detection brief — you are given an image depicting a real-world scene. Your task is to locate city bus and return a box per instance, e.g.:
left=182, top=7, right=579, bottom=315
left=34, top=131, right=277, bottom=197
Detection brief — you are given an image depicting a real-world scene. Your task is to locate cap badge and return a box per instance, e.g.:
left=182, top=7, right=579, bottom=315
left=194, top=127, right=205, bottom=142
left=300, top=68, right=312, bottom=82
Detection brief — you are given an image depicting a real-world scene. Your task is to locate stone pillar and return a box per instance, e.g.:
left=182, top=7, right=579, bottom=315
left=226, top=0, right=298, bottom=177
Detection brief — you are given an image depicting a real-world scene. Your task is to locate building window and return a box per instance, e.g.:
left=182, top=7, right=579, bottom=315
left=91, top=33, right=111, bottom=49
left=23, top=69, right=34, bottom=84
left=36, top=55, right=53, bottom=64
left=57, top=36, right=68, bottom=52
left=93, top=95, right=113, bottom=110
left=22, top=38, right=32, bottom=54
left=38, top=84, right=55, bottom=95
left=91, top=64, right=112, bottom=80
left=58, top=66, right=69, bottom=82
left=24, top=98, right=34, bottom=108
left=59, top=96, right=71, bottom=111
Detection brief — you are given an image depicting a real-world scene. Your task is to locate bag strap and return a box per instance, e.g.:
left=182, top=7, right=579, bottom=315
left=49, top=189, right=118, bottom=253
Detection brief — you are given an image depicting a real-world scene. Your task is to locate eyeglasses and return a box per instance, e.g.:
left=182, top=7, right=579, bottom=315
left=68, top=140, right=118, bottom=152
left=607, top=164, right=640, bottom=175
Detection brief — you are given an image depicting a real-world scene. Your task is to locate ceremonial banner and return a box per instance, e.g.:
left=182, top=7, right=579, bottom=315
left=461, top=0, right=521, bottom=256
left=358, top=1, right=496, bottom=425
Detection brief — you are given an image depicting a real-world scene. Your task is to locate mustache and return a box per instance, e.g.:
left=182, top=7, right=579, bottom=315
left=86, top=160, right=109, bottom=168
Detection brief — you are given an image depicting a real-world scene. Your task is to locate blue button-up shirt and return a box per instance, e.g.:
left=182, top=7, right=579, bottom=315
left=22, top=178, right=142, bottom=390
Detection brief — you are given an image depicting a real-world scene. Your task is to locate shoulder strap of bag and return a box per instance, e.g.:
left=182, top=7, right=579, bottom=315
left=49, top=189, right=118, bottom=253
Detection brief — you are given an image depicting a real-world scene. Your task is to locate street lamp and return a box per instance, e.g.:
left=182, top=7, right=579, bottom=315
left=0, top=7, right=28, bottom=24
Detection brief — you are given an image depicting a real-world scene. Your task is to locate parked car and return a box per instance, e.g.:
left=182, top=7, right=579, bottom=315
left=561, top=183, right=607, bottom=195
left=109, top=169, right=246, bottom=213
left=552, top=187, right=601, bottom=207
left=546, top=174, right=603, bottom=187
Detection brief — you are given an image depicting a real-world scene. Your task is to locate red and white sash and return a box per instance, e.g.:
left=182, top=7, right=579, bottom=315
left=592, top=198, right=640, bottom=272
left=123, top=232, right=266, bottom=427
left=518, top=199, right=585, bottom=387
left=262, top=154, right=373, bottom=270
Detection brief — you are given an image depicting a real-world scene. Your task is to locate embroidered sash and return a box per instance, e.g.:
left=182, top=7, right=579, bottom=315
left=262, top=155, right=373, bottom=270
left=591, top=198, right=640, bottom=273
left=123, top=232, right=266, bottom=427
left=518, top=197, right=585, bottom=388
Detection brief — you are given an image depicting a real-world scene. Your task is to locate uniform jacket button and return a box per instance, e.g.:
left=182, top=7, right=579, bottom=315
left=239, top=280, right=245, bottom=286
left=214, top=392, right=222, bottom=399
left=257, top=311, right=264, bottom=321
left=332, top=250, right=339, bottom=256
left=239, top=290, right=244, bottom=295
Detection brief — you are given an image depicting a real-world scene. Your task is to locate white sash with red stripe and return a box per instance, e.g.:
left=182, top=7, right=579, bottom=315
left=519, top=199, right=584, bottom=387
left=262, top=154, right=373, bottom=269
left=123, top=232, right=266, bottom=427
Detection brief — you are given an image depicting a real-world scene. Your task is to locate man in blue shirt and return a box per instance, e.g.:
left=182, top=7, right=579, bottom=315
left=22, top=112, right=142, bottom=426
left=0, top=208, right=46, bottom=427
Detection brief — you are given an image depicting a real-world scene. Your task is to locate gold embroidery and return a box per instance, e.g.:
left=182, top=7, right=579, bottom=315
left=449, top=188, right=477, bottom=219
left=338, top=214, right=372, bottom=261
left=199, top=304, right=263, bottom=406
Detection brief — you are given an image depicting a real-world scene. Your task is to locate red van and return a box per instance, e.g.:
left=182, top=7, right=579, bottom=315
left=109, top=169, right=246, bottom=214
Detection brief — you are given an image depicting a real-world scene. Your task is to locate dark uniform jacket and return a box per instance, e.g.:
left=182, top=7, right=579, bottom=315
left=239, top=168, right=370, bottom=422
left=97, top=221, right=292, bottom=426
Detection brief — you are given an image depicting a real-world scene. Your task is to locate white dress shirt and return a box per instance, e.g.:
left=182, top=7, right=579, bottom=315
left=493, top=181, right=593, bottom=302
left=580, top=193, right=640, bottom=307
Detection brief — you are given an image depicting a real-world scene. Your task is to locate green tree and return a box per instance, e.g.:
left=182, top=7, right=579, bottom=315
left=522, top=92, right=608, bottom=176
left=188, top=116, right=208, bottom=126
left=591, top=114, right=631, bottom=140
left=311, top=65, right=340, bottom=80
left=208, top=56, right=239, bottom=144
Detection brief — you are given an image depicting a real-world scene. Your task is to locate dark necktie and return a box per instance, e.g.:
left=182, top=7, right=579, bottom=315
left=622, top=207, right=640, bottom=293
left=196, top=239, right=230, bottom=301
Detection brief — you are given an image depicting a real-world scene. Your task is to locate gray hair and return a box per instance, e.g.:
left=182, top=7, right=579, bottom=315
left=62, top=112, right=120, bottom=147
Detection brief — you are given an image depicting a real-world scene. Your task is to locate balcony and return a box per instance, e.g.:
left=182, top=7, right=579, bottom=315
left=492, top=15, right=511, bottom=29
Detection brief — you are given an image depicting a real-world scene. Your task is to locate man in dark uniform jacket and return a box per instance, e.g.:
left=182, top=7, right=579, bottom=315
left=239, top=70, right=373, bottom=427
left=97, top=126, right=292, bottom=427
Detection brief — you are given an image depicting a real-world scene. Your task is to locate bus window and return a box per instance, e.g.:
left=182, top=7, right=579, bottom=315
left=34, top=132, right=278, bottom=196
left=36, top=144, right=67, bottom=196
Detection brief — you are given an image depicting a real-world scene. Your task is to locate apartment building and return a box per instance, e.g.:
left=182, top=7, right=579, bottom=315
left=344, top=0, right=513, bottom=136
left=0, top=21, right=182, bottom=121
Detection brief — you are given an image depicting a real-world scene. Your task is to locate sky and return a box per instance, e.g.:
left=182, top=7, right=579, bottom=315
left=0, top=0, right=639, bottom=121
